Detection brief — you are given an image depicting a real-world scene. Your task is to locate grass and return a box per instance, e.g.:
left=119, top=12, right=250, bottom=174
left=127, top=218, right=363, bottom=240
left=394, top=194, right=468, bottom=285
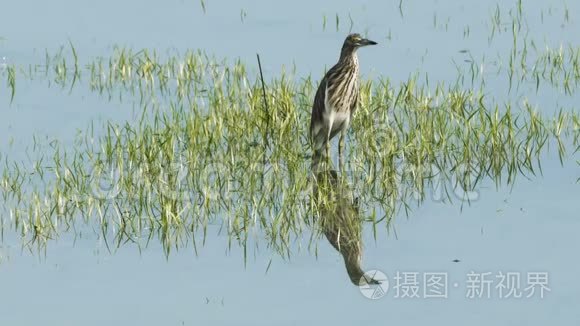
left=0, top=44, right=578, bottom=260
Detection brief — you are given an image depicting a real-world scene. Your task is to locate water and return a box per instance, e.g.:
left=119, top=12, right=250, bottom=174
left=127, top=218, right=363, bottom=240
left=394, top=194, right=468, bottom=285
left=0, top=0, right=579, bottom=325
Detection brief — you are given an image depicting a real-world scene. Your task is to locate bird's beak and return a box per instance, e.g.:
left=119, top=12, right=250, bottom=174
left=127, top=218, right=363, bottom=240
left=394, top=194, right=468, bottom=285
left=361, top=38, right=378, bottom=46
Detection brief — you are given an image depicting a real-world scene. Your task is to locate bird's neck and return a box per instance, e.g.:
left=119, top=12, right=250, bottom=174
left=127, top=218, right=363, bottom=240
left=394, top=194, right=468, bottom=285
left=339, top=48, right=359, bottom=67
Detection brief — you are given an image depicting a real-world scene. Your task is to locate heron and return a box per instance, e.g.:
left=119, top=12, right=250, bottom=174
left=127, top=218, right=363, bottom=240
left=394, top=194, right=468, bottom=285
left=309, top=33, right=377, bottom=172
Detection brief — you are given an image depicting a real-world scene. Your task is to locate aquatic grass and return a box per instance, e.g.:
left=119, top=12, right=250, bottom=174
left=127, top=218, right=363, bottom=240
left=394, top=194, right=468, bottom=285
left=199, top=0, right=206, bottom=14
left=3, top=65, right=577, bottom=255
left=5, top=64, right=15, bottom=103
left=1, top=25, right=580, bottom=260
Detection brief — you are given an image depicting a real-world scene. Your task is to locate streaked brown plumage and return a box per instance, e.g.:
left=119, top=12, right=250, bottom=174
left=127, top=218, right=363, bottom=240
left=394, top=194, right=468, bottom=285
left=309, top=33, right=377, bottom=171
left=313, top=170, right=380, bottom=286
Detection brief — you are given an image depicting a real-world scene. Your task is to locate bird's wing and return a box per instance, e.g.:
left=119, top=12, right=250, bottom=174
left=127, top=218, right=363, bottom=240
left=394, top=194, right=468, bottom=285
left=310, top=63, right=344, bottom=141
left=310, top=76, right=328, bottom=137
left=349, top=85, right=359, bottom=118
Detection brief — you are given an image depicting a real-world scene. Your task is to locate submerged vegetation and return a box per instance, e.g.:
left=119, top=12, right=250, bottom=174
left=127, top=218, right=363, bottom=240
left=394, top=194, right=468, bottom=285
left=0, top=1, right=579, bottom=261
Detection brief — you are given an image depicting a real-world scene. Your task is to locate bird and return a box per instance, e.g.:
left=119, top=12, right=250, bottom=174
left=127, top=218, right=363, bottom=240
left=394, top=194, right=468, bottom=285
left=313, top=169, right=380, bottom=286
left=309, top=33, right=377, bottom=173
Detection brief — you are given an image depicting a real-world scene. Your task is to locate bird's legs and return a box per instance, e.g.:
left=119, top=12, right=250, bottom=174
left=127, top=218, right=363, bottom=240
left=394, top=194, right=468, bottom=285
left=338, top=131, right=345, bottom=173
left=325, top=120, right=334, bottom=170
left=325, top=142, right=331, bottom=170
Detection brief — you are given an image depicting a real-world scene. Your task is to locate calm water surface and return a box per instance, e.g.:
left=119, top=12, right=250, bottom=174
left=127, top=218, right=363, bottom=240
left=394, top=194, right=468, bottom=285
left=0, top=0, right=578, bottom=325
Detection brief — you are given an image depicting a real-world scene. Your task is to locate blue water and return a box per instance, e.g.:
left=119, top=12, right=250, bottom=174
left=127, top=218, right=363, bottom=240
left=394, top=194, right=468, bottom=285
left=1, top=0, right=579, bottom=325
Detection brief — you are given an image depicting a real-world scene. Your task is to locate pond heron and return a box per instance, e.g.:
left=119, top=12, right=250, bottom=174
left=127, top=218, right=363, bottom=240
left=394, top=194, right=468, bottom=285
left=309, top=33, right=377, bottom=172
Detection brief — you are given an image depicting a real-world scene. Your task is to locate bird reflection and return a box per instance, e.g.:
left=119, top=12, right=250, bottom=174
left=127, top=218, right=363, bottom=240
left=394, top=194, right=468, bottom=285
left=313, top=170, right=379, bottom=286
